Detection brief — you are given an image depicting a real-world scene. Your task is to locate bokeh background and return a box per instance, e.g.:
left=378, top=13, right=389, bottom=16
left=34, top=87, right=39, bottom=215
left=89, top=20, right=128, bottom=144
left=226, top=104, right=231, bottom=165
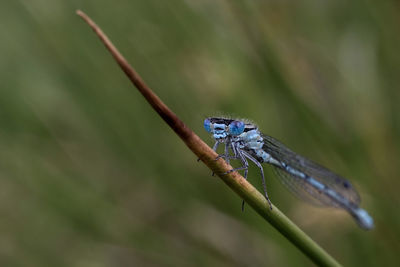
left=1, top=0, right=399, bottom=266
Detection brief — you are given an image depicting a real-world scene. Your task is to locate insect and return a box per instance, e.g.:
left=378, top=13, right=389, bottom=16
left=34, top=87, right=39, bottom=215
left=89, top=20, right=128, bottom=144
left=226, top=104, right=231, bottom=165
left=204, top=117, right=374, bottom=230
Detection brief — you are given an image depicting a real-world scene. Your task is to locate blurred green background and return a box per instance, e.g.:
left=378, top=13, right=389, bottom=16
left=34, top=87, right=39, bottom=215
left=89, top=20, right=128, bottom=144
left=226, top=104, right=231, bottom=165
left=1, top=0, right=399, bottom=266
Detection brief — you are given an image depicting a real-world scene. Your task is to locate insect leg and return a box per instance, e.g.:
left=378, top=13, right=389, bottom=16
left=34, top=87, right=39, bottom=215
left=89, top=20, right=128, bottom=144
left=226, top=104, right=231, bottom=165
left=241, top=150, right=272, bottom=210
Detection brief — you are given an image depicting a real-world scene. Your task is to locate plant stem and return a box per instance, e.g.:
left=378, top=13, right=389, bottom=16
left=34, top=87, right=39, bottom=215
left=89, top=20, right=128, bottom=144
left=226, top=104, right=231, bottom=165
left=76, top=10, right=341, bottom=267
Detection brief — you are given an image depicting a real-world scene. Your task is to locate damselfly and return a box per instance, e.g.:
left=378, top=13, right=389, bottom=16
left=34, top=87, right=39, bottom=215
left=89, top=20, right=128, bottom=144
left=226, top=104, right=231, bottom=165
left=204, top=117, right=374, bottom=230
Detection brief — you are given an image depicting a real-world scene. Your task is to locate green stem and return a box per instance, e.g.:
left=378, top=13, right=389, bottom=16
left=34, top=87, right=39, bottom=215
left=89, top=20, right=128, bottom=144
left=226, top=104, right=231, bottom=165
left=76, top=10, right=341, bottom=267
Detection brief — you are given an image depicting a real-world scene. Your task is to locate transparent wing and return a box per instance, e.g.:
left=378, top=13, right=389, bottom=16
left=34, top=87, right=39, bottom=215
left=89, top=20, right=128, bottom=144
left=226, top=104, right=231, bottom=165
left=261, top=134, right=361, bottom=206
left=272, top=167, right=339, bottom=207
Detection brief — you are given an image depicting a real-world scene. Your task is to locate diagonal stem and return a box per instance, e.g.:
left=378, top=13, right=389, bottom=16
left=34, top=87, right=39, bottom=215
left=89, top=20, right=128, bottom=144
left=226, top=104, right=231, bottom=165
left=76, top=10, right=341, bottom=267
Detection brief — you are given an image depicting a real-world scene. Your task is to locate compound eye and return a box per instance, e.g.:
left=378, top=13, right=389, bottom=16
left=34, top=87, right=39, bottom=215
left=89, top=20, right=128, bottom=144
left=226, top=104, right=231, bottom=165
left=204, top=118, right=212, bottom=132
left=229, top=120, right=245, bottom=135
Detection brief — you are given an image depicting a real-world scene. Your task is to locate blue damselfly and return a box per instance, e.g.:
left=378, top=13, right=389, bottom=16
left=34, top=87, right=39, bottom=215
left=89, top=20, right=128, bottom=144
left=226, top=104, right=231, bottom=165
left=204, top=117, right=374, bottom=230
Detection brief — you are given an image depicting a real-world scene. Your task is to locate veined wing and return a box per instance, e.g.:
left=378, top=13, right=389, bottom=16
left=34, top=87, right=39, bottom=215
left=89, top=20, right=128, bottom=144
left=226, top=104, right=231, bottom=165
left=272, top=167, right=339, bottom=207
left=261, top=134, right=361, bottom=207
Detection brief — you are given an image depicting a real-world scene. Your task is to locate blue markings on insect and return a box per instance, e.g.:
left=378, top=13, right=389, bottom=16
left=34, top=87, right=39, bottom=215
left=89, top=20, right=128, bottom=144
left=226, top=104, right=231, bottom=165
left=204, top=117, right=374, bottom=230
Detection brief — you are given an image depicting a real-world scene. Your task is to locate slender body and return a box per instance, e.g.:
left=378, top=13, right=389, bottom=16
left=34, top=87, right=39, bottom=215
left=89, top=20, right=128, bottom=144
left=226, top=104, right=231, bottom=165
left=204, top=117, right=374, bottom=230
